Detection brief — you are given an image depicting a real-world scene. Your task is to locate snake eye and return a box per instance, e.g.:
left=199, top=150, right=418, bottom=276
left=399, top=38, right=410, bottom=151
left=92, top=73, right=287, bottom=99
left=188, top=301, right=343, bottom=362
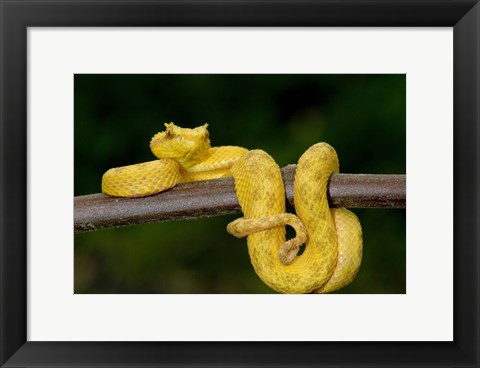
left=165, top=126, right=174, bottom=139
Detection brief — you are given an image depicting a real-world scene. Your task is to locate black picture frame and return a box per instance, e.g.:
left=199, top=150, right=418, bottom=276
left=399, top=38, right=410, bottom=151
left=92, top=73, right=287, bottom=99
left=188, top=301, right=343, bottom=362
left=1, top=1, right=479, bottom=367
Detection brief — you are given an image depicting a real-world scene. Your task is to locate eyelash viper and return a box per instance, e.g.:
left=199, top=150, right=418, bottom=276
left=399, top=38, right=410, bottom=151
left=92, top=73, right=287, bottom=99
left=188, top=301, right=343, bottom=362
left=101, top=123, right=362, bottom=294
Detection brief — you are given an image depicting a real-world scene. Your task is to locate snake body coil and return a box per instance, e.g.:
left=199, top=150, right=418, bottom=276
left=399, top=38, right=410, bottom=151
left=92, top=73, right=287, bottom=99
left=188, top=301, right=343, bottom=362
left=102, top=123, right=362, bottom=293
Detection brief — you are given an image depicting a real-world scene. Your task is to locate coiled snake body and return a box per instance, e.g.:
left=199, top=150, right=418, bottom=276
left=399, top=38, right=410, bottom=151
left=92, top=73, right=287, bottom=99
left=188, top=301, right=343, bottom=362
left=102, top=123, right=362, bottom=293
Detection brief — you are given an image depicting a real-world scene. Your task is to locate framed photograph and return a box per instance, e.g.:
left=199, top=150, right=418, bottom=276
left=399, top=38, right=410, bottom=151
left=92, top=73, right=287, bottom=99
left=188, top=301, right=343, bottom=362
left=74, top=73, right=406, bottom=296
left=1, top=1, right=479, bottom=367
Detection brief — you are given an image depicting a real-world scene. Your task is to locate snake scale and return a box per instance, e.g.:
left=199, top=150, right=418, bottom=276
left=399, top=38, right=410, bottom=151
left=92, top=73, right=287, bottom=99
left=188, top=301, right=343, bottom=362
left=102, top=123, right=362, bottom=293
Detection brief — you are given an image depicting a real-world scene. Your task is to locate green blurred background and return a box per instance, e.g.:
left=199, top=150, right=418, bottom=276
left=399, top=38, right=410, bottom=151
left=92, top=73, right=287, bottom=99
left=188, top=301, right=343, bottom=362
left=74, top=74, right=406, bottom=294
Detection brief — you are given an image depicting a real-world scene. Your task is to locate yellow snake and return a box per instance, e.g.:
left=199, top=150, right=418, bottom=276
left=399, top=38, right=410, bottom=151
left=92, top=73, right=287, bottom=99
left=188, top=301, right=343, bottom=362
left=102, top=123, right=362, bottom=293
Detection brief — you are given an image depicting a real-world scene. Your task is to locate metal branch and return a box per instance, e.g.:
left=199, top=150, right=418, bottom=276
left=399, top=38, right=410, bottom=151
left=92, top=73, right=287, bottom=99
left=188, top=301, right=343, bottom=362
left=74, top=165, right=405, bottom=233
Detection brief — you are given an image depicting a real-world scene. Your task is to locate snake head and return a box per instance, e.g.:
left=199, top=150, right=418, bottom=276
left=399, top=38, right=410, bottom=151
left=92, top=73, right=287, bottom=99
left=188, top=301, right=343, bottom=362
left=150, top=123, right=211, bottom=167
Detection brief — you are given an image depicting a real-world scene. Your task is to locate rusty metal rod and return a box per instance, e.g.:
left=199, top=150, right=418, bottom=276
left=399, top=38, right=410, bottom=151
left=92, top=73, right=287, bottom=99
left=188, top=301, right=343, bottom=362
left=74, top=165, right=405, bottom=233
